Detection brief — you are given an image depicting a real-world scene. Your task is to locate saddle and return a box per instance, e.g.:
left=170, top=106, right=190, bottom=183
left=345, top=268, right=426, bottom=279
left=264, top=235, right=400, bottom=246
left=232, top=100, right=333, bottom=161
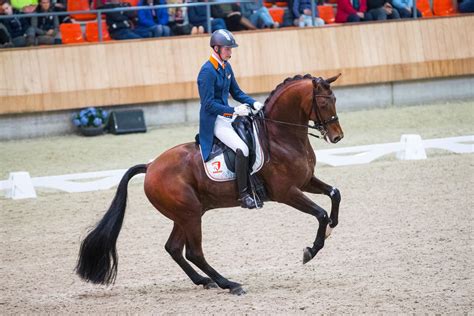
left=196, top=115, right=267, bottom=203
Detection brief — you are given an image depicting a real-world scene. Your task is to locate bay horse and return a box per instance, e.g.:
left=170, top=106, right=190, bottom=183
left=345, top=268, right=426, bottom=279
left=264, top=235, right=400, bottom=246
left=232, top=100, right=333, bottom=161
left=76, top=74, right=344, bottom=295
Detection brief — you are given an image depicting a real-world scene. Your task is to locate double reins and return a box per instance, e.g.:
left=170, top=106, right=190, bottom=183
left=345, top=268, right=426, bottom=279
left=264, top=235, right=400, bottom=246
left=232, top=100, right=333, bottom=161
left=254, top=77, right=338, bottom=139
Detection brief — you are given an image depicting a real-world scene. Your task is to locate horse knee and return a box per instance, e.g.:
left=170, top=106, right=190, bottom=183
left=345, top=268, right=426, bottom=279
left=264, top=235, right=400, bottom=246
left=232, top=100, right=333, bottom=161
left=330, top=187, right=341, bottom=204
left=314, top=208, right=329, bottom=225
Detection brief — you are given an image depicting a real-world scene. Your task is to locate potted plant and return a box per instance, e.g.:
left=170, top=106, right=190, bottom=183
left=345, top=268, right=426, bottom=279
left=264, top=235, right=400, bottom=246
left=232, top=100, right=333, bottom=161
left=72, top=107, right=109, bottom=136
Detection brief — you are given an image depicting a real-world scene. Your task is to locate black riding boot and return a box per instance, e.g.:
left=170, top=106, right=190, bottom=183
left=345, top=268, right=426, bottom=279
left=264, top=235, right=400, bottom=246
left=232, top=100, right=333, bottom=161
left=235, top=149, right=256, bottom=209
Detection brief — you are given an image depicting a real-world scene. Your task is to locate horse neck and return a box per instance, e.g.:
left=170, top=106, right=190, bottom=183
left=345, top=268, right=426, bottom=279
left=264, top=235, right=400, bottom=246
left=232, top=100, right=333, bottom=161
left=264, top=81, right=313, bottom=147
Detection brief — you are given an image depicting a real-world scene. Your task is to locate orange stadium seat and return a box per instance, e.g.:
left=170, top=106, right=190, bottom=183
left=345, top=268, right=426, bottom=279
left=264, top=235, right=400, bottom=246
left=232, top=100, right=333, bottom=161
left=264, top=0, right=274, bottom=8
left=268, top=7, right=285, bottom=24
left=68, top=0, right=97, bottom=21
left=121, top=0, right=140, bottom=5
left=60, top=23, right=86, bottom=44
left=318, top=5, right=335, bottom=24
left=85, top=22, right=112, bottom=42
left=433, top=0, right=457, bottom=15
left=417, top=0, right=434, bottom=16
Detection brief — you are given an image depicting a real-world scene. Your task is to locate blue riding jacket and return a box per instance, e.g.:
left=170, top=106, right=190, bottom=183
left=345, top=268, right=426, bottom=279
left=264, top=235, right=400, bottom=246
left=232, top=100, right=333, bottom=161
left=197, top=56, right=255, bottom=161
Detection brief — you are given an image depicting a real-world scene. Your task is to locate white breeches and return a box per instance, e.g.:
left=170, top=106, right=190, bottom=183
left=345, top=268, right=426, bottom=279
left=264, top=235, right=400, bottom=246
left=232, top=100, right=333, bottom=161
left=214, top=115, right=249, bottom=157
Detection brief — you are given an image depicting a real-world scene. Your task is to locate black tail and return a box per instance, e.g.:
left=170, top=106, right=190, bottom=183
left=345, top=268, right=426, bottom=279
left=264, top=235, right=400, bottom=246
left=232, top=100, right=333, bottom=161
left=75, top=164, right=147, bottom=285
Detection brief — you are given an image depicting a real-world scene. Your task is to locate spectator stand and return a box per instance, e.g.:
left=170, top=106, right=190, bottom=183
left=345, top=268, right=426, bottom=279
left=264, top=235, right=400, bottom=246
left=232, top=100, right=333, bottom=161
left=0, top=0, right=256, bottom=44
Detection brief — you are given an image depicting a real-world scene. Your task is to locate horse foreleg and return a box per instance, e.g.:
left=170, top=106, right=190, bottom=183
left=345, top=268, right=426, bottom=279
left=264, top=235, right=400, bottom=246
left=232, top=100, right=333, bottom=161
left=285, top=187, right=329, bottom=264
left=165, top=223, right=217, bottom=289
left=303, top=176, right=341, bottom=237
left=183, top=217, right=246, bottom=295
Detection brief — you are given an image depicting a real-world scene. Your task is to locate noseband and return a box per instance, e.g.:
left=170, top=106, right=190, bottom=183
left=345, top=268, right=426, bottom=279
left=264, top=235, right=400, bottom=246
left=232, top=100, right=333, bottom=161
left=309, top=77, right=339, bottom=138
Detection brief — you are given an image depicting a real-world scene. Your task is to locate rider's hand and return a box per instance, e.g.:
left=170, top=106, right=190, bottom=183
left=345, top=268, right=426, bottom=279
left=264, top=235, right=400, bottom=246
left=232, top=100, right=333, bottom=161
left=234, top=104, right=250, bottom=116
left=252, top=101, right=264, bottom=113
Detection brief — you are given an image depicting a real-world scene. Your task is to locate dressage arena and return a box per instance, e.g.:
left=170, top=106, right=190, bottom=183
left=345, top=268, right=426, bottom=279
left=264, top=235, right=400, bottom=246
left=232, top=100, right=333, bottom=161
left=0, top=101, right=472, bottom=314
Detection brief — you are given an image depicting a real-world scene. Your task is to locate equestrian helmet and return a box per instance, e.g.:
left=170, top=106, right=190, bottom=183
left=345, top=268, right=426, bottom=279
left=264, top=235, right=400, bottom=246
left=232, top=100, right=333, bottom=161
left=210, top=29, right=238, bottom=48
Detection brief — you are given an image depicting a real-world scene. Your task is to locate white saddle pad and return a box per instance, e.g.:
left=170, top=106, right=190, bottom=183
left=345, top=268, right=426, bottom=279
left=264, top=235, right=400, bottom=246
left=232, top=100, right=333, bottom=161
left=201, top=123, right=264, bottom=182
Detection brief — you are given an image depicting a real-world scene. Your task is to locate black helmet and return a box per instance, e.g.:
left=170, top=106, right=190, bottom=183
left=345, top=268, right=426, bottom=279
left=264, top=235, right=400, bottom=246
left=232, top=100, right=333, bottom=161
left=210, top=29, right=238, bottom=48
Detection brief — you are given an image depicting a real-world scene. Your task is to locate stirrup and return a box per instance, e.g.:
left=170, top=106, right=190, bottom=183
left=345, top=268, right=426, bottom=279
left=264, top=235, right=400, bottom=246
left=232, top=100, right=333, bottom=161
left=239, top=193, right=257, bottom=209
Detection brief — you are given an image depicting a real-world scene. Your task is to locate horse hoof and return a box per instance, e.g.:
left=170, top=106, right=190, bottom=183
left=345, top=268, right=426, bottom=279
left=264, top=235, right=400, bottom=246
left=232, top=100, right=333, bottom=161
left=203, top=282, right=218, bottom=289
left=302, top=247, right=313, bottom=264
left=230, top=286, right=246, bottom=296
left=325, top=224, right=334, bottom=239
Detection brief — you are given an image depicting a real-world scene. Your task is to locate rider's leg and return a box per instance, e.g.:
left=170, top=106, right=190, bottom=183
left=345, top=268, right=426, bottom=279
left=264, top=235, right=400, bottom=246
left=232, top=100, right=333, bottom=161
left=235, top=149, right=257, bottom=208
left=214, top=116, right=256, bottom=209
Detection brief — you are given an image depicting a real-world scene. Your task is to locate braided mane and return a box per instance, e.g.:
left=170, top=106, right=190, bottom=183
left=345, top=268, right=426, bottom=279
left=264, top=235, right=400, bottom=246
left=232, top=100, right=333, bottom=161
left=264, top=74, right=314, bottom=106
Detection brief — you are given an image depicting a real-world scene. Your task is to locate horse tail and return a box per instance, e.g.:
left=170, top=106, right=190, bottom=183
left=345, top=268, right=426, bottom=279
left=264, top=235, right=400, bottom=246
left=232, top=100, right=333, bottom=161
left=75, top=164, right=147, bottom=285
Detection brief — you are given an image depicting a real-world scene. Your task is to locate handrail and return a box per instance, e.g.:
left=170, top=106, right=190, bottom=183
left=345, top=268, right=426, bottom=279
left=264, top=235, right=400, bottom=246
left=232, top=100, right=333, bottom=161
left=0, top=0, right=253, bottom=42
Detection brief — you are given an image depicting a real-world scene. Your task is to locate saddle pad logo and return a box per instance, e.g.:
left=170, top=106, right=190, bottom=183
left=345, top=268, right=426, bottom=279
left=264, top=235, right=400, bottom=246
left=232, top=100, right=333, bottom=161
left=227, top=74, right=231, bottom=79
left=212, top=161, right=222, bottom=174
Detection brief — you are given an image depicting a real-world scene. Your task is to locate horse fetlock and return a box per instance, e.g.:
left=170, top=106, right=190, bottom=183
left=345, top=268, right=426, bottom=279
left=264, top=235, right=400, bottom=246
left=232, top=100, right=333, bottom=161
left=195, top=277, right=217, bottom=289
left=302, top=247, right=315, bottom=264
left=329, top=187, right=341, bottom=203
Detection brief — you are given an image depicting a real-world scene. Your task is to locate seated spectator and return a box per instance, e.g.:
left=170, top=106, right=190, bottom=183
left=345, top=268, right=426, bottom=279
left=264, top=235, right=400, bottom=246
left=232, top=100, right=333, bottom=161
left=459, top=0, right=474, bottom=12
left=0, top=22, right=13, bottom=48
left=11, top=0, right=37, bottom=12
left=392, top=0, right=421, bottom=17
left=293, top=0, right=324, bottom=27
left=367, top=0, right=401, bottom=20
left=29, top=0, right=61, bottom=45
left=0, top=1, right=34, bottom=46
left=135, top=0, right=171, bottom=37
left=150, top=0, right=171, bottom=36
left=167, top=0, right=196, bottom=35
left=187, top=0, right=226, bottom=33
left=336, top=0, right=373, bottom=22
left=99, top=0, right=142, bottom=40
left=282, top=0, right=296, bottom=26
left=51, top=0, right=69, bottom=23
left=240, top=0, right=278, bottom=28
left=212, top=0, right=256, bottom=31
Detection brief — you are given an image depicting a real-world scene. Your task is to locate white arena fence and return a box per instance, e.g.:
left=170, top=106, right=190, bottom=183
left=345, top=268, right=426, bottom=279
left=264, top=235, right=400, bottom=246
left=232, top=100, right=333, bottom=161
left=1, top=135, right=472, bottom=200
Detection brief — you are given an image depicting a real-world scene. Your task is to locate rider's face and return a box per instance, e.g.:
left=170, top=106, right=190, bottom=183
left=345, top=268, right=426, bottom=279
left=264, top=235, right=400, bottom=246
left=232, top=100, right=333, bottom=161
left=218, top=46, right=232, bottom=61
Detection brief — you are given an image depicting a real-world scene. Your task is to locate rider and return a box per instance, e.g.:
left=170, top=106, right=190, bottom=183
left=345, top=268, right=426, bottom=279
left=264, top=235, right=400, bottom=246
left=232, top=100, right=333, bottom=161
left=197, top=29, right=264, bottom=209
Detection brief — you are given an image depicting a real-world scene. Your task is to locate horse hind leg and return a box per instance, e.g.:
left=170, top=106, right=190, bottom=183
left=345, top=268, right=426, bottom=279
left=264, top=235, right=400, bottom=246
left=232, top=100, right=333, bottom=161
left=303, top=176, right=341, bottom=238
left=165, top=223, right=217, bottom=289
left=183, top=218, right=246, bottom=295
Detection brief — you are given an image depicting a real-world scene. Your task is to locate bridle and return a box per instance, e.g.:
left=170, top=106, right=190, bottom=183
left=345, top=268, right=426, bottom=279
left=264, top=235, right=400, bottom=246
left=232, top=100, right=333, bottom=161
left=309, top=77, right=339, bottom=138
left=255, top=77, right=339, bottom=139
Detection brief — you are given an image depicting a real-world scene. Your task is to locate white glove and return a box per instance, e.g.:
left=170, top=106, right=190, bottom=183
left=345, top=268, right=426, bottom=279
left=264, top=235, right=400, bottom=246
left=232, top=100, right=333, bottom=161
left=234, top=104, right=250, bottom=116
left=252, top=101, right=264, bottom=112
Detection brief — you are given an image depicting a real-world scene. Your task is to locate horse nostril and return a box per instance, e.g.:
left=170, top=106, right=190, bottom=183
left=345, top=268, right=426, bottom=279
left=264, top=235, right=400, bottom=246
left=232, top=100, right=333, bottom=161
left=333, top=136, right=341, bottom=143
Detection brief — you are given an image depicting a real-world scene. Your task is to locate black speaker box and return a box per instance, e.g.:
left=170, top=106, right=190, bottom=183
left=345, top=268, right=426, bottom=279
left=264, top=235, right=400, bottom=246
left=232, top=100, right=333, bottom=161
left=108, top=110, right=147, bottom=135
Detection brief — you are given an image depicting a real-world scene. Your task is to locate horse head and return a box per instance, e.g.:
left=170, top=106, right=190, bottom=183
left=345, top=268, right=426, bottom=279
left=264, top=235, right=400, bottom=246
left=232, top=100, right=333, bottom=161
left=264, top=74, right=344, bottom=144
left=310, top=74, right=344, bottom=143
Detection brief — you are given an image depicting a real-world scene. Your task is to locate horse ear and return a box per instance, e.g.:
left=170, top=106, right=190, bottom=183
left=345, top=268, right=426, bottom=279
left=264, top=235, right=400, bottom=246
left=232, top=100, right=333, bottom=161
left=326, top=73, right=341, bottom=84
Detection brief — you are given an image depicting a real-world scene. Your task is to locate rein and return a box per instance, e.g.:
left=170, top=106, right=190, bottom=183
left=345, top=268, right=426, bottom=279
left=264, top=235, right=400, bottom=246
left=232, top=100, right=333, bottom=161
left=256, top=116, right=324, bottom=139
left=255, top=77, right=338, bottom=139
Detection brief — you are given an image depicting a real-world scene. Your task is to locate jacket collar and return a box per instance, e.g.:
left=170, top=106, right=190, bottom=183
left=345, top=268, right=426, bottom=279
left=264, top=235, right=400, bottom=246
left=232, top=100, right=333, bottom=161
left=209, top=52, right=226, bottom=70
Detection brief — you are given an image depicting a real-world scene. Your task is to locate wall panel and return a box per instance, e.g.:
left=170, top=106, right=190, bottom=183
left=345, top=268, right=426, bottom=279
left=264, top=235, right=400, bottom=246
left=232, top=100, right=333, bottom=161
left=0, top=15, right=473, bottom=114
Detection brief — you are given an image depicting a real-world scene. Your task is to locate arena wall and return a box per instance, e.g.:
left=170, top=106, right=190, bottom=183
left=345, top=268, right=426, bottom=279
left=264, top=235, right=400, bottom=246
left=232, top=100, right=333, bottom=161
left=0, top=15, right=473, bottom=139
